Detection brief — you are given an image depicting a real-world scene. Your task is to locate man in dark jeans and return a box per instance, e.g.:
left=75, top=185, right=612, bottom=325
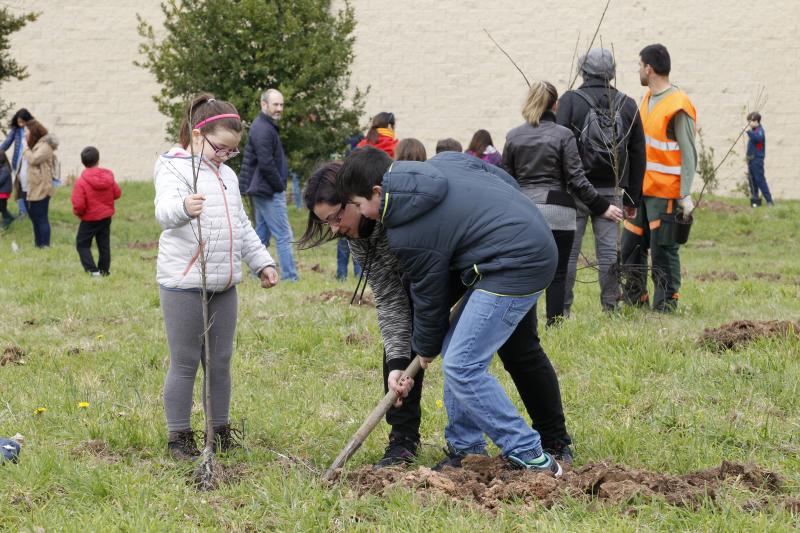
left=557, top=48, right=646, bottom=314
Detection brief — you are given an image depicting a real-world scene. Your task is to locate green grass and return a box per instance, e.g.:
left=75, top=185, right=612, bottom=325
left=1, top=183, right=798, bottom=531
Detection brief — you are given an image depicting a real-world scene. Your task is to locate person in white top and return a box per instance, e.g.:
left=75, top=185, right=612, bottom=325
left=154, top=93, right=278, bottom=460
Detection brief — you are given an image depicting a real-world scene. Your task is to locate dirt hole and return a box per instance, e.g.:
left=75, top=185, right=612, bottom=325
left=1, top=345, right=26, bottom=366
left=127, top=241, right=158, bottom=250
left=699, top=320, right=799, bottom=351
left=306, top=289, right=374, bottom=307
left=695, top=270, right=739, bottom=282
left=698, top=200, right=748, bottom=214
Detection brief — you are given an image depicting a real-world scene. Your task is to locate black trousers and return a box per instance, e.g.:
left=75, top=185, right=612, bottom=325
left=546, top=229, right=575, bottom=326
left=76, top=217, right=112, bottom=273
left=383, top=304, right=571, bottom=451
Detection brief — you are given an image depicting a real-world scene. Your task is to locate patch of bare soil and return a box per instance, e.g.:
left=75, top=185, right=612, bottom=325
left=1, top=345, right=26, bottom=366
left=344, top=331, right=373, bottom=345
left=345, top=456, right=783, bottom=513
left=698, top=200, right=747, bottom=214
left=699, top=320, right=800, bottom=351
left=307, top=289, right=374, bottom=307
left=71, top=439, right=121, bottom=463
left=752, top=271, right=782, bottom=282
left=695, top=270, right=739, bottom=282
left=127, top=240, right=158, bottom=250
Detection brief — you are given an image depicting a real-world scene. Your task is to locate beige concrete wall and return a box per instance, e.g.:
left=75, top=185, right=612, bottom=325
left=3, top=0, right=799, bottom=198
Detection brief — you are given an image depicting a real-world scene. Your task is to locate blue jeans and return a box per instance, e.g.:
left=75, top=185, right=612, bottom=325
left=291, top=171, right=302, bottom=209
left=748, top=158, right=772, bottom=205
left=27, top=197, right=51, bottom=247
left=251, top=192, right=298, bottom=281
left=441, top=288, right=543, bottom=458
left=336, top=239, right=362, bottom=280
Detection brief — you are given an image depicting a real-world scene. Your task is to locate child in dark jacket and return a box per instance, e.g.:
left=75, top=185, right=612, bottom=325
left=71, top=146, right=121, bottom=275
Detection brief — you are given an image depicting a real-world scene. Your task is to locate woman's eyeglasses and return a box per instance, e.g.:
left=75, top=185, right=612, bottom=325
left=203, top=136, right=240, bottom=160
left=321, top=204, right=345, bottom=226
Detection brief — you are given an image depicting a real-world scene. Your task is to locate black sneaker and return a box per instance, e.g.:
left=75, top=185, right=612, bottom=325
left=207, top=424, right=244, bottom=453
left=167, top=429, right=201, bottom=461
left=544, top=444, right=574, bottom=466
left=506, top=451, right=563, bottom=477
left=431, top=443, right=487, bottom=471
left=374, top=435, right=418, bottom=469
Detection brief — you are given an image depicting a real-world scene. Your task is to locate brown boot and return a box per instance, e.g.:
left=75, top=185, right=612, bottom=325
left=167, top=429, right=200, bottom=460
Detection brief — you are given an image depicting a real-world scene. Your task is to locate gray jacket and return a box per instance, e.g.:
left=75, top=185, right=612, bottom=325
left=502, top=111, right=610, bottom=216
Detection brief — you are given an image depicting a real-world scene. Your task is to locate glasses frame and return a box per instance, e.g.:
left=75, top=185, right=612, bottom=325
left=203, top=135, right=240, bottom=160
left=320, top=203, right=346, bottom=226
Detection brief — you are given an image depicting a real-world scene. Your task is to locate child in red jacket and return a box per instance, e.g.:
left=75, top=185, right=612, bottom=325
left=71, top=146, right=121, bottom=276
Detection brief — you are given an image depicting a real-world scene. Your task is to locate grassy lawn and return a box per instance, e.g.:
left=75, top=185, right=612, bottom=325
left=1, top=182, right=798, bottom=531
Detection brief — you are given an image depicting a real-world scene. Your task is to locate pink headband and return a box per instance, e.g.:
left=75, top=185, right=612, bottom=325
left=194, top=113, right=240, bottom=130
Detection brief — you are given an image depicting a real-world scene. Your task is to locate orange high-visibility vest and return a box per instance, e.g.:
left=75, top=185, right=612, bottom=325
left=639, top=89, right=697, bottom=199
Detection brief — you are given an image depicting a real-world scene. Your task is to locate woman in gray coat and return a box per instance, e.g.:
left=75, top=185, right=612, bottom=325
left=503, top=81, right=622, bottom=325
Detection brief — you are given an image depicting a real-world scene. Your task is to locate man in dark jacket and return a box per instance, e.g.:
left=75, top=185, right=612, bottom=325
left=745, top=112, right=773, bottom=207
left=557, top=48, right=646, bottom=314
left=337, top=147, right=564, bottom=476
left=239, top=89, right=298, bottom=281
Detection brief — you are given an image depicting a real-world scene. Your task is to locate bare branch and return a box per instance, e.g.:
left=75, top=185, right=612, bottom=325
left=483, top=28, right=531, bottom=88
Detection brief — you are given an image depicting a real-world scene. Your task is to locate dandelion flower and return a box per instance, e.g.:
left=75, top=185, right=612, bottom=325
left=436, top=399, right=444, bottom=409
left=34, top=407, right=47, bottom=415
left=96, top=334, right=105, bottom=340
left=78, top=402, right=90, bottom=409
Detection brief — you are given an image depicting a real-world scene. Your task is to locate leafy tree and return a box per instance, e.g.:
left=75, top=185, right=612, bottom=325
left=137, top=0, right=365, bottom=175
left=0, top=7, right=38, bottom=123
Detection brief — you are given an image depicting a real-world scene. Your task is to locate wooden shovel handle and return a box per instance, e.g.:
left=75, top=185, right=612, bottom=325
left=322, top=356, right=423, bottom=481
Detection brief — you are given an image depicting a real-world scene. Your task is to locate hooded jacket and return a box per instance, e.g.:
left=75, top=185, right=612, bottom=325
left=378, top=151, right=557, bottom=358
left=357, top=129, right=398, bottom=158
left=22, top=134, right=58, bottom=202
left=155, top=147, right=275, bottom=291
left=71, top=167, right=122, bottom=221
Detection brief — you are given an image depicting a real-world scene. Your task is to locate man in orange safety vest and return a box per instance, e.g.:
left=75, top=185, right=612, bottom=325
left=620, top=44, right=697, bottom=312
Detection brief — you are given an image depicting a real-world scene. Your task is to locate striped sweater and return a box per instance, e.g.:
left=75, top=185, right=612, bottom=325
left=348, top=222, right=413, bottom=370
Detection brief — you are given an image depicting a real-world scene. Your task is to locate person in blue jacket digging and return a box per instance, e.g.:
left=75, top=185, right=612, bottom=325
left=337, top=147, right=564, bottom=476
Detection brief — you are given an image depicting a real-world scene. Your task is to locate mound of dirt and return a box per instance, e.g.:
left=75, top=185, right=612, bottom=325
left=344, top=331, right=373, bottom=345
left=695, top=270, right=739, bottom=282
left=307, top=289, right=374, bottom=307
left=344, top=456, right=782, bottom=513
left=698, top=200, right=747, bottom=214
left=752, top=271, right=782, bottom=282
left=699, top=320, right=799, bottom=351
left=1, top=345, right=26, bottom=366
left=127, top=241, right=158, bottom=250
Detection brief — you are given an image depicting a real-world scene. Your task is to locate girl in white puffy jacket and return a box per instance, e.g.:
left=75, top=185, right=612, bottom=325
left=154, top=93, right=279, bottom=460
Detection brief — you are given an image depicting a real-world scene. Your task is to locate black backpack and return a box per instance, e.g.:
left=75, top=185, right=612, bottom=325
left=573, top=89, right=627, bottom=173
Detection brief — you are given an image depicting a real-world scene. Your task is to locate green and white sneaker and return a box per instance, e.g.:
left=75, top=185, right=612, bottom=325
left=506, top=451, right=563, bottom=477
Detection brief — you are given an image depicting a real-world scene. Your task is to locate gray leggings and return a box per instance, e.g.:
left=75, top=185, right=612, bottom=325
left=160, top=286, right=238, bottom=432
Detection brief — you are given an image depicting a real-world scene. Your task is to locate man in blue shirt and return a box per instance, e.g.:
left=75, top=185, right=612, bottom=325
left=745, top=112, right=773, bottom=207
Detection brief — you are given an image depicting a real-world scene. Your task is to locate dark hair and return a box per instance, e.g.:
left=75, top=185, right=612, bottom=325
left=365, top=112, right=395, bottom=144
left=747, top=112, right=762, bottom=123
left=435, top=138, right=462, bottom=153
left=80, top=146, right=100, bottom=167
left=466, top=129, right=494, bottom=156
left=178, top=93, right=242, bottom=148
left=9, top=108, right=33, bottom=129
left=395, top=138, right=427, bottom=162
left=639, top=44, right=671, bottom=76
left=298, top=161, right=344, bottom=249
left=337, top=146, right=393, bottom=200
left=25, top=120, right=48, bottom=149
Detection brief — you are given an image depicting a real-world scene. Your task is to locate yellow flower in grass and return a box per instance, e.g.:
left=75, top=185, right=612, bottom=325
left=34, top=407, right=47, bottom=415
left=78, top=402, right=90, bottom=409
left=96, top=334, right=105, bottom=340
left=436, top=399, right=444, bottom=409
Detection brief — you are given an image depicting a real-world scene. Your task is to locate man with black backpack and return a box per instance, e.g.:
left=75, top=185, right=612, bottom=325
left=557, top=48, right=646, bottom=314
